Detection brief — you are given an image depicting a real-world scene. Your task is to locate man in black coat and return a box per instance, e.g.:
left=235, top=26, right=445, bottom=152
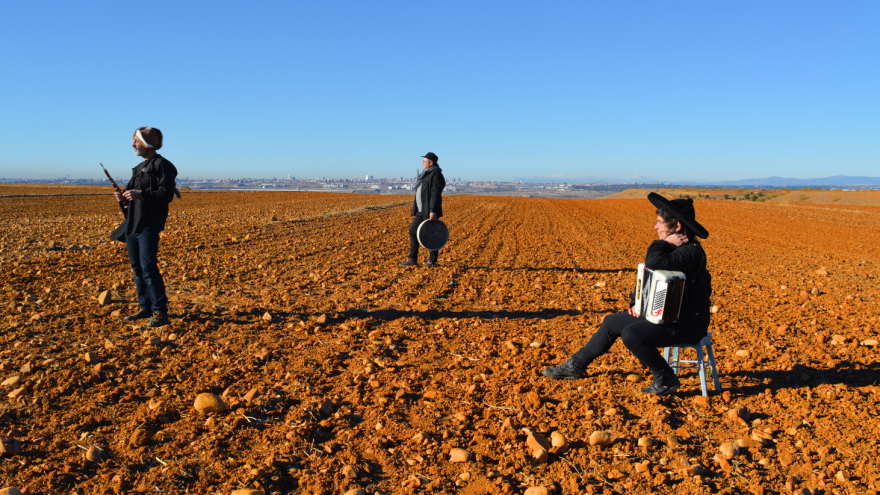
left=114, top=127, right=178, bottom=327
left=399, top=152, right=446, bottom=267
left=542, top=193, right=712, bottom=395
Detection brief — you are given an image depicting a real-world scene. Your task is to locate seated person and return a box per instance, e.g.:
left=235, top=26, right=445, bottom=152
left=542, top=193, right=712, bottom=395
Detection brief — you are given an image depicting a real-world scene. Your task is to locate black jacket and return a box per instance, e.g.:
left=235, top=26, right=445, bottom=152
left=411, top=166, right=445, bottom=217
left=636, top=239, right=712, bottom=341
left=124, top=154, right=178, bottom=234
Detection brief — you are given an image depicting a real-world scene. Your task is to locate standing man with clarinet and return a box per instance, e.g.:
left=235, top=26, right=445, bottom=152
left=399, top=152, right=446, bottom=268
left=114, top=127, right=178, bottom=327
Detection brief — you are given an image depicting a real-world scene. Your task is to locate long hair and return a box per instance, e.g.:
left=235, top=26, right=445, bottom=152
left=656, top=208, right=698, bottom=242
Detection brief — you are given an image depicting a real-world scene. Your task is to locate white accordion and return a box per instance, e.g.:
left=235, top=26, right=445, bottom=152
left=633, top=263, right=686, bottom=324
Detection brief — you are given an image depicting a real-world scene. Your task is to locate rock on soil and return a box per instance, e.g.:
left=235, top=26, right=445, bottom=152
left=449, top=448, right=471, bottom=463
left=525, top=431, right=550, bottom=452
left=589, top=430, right=613, bottom=448
left=0, top=376, right=20, bottom=387
left=194, top=393, right=226, bottom=414
left=550, top=431, right=568, bottom=452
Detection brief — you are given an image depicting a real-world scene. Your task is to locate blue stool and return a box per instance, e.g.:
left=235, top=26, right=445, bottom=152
left=663, top=332, right=722, bottom=397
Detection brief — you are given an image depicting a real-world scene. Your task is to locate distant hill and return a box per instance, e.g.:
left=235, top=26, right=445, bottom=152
left=515, top=175, right=880, bottom=187
left=605, top=188, right=880, bottom=207
left=686, top=175, right=880, bottom=187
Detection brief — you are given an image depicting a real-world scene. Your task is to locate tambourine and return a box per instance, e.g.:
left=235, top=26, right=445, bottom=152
left=417, top=219, right=449, bottom=251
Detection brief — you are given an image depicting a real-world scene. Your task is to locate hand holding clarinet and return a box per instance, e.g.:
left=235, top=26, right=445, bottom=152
left=101, top=163, right=130, bottom=207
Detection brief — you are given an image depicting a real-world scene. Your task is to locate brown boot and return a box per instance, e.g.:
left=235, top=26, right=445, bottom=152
left=398, top=258, right=418, bottom=267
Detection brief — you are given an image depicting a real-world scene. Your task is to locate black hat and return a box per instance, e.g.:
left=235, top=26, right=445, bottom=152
left=421, top=152, right=438, bottom=164
left=647, top=192, right=709, bottom=239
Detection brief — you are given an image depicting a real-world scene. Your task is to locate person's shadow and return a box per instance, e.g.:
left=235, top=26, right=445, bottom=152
left=718, top=361, right=880, bottom=397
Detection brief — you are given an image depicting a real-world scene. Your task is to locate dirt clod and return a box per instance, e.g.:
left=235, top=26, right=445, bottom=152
left=727, top=406, right=751, bottom=424
left=0, top=438, right=22, bottom=457
left=719, top=442, right=741, bottom=459
left=129, top=429, right=151, bottom=447
left=85, top=445, right=109, bottom=464
left=340, top=464, right=357, bottom=479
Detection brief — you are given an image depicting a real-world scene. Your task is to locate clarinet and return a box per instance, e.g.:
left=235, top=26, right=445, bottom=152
left=100, top=163, right=129, bottom=207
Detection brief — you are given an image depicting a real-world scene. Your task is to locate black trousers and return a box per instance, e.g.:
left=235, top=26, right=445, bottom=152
left=408, top=213, right=438, bottom=262
left=569, top=311, right=704, bottom=378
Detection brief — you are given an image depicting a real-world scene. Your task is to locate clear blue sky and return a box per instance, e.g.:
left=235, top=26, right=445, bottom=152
left=1, top=1, right=877, bottom=182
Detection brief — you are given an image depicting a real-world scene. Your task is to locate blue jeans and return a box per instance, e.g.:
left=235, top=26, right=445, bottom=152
left=125, top=226, right=168, bottom=313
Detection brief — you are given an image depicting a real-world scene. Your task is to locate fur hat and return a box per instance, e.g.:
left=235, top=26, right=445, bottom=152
left=134, top=127, right=163, bottom=150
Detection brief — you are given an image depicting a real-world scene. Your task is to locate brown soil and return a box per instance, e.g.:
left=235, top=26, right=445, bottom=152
left=1, top=189, right=879, bottom=494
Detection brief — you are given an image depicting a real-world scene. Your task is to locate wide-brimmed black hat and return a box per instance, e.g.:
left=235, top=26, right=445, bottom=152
left=421, top=152, right=438, bottom=164
left=647, top=192, right=709, bottom=239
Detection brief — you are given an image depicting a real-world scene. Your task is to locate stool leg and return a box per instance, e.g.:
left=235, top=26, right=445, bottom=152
left=697, top=346, right=708, bottom=397
left=672, top=347, right=681, bottom=376
left=705, top=339, right=722, bottom=392
left=663, top=347, right=670, bottom=363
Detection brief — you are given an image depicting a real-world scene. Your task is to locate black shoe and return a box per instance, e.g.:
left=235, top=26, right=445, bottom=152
left=398, top=258, right=418, bottom=267
left=541, top=359, right=585, bottom=380
left=425, top=261, right=438, bottom=268
left=147, top=312, right=170, bottom=328
left=640, top=376, right=681, bottom=396
left=124, top=308, right=152, bottom=321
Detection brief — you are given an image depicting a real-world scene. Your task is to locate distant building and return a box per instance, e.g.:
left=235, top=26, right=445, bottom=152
left=366, top=175, right=374, bottom=180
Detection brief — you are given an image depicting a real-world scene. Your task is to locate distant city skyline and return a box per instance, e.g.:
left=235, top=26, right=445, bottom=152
left=3, top=174, right=880, bottom=189
left=1, top=2, right=877, bottom=182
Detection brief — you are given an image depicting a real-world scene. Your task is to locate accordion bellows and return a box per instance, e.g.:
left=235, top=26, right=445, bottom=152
left=634, top=263, right=686, bottom=324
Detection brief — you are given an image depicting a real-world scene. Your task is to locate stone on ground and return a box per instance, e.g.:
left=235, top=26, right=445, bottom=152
left=194, top=393, right=226, bottom=414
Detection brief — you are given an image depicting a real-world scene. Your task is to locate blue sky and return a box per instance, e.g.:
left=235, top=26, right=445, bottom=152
left=1, top=1, right=877, bottom=182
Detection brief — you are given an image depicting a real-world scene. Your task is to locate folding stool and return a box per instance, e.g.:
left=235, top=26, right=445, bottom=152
left=663, top=332, right=722, bottom=397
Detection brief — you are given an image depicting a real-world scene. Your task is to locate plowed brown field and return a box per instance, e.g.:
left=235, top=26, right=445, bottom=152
left=2, top=187, right=879, bottom=495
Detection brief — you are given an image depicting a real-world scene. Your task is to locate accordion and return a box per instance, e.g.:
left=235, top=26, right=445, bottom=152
left=633, top=263, right=686, bottom=324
